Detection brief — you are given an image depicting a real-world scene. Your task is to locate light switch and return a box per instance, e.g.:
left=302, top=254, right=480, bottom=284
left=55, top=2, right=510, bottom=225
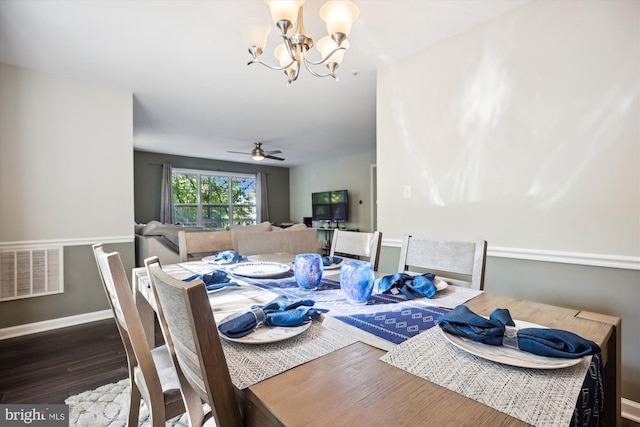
left=403, top=185, right=411, bottom=198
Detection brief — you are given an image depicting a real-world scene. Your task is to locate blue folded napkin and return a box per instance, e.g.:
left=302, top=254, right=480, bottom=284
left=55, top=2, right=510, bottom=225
left=218, top=295, right=325, bottom=338
left=213, top=250, right=239, bottom=264
left=321, top=256, right=343, bottom=266
left=183, top=270, right=240, bottom=291
left=378, top=272, right=437, bottom=299
left=438, top=305, right=601, bottom=359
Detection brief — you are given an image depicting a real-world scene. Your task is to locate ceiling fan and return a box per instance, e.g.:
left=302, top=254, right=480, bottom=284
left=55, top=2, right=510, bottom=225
left=228, top=142, right=285, bottom=161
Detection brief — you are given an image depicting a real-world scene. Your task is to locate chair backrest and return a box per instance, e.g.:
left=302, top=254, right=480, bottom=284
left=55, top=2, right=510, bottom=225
left=329, top=230, right=382, bottom=270
left=178, top=230, right=233, bottom=262
left=396, top=235, right=487, bottom=290
left=143, top=257, right=205, bottom=425
left=91, top=244, right=164, bottom=404
left=230, top=227, right=321, bottom=256
left=145, top=257, right=243, bottom=427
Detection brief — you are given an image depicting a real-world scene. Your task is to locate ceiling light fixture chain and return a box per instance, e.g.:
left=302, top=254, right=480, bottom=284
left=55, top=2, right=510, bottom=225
left=244, top=0, right=359, bottom=86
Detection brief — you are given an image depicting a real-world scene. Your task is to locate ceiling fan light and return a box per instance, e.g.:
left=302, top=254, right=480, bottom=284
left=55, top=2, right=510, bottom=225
left=264, top=0, right=304, bottom=29
left=319, top=0, right=359, bottom=37
left=252, top=146, right=265, bottom=160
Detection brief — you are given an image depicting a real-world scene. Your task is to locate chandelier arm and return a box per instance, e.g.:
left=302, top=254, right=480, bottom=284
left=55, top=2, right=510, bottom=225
left=281, top=35, right=298, bottom=62
left=302, top=58, right=336, bottom=79
left=248, top=58, right=295, bottom=71
left=306, top=46, right=347, bottom=66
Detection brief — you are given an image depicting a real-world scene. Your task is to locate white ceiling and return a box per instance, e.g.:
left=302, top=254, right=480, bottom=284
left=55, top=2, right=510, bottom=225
left=0, top=0, right=528, bottom=166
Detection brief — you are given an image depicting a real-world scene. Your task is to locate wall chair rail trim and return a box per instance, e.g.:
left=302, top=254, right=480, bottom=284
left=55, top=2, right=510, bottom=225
left=381, top=239, right=640, bottom=271
left=0, top=235, right=134, bottom=248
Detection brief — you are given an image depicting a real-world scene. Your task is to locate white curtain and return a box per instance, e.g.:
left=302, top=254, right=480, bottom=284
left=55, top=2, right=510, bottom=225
left=160, top=163, right=175, bottom=224
left=256, top=172, right=269, bottom=223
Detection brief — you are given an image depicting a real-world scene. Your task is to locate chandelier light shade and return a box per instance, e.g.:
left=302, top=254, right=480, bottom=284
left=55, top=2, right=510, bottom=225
left=316, top=36, right=349, bottom=68
left=319, top=1, right=359, bottom=37
left=245, top=0, right=359, bottom=86
left=241, top=18, right=272, bottom=58
left=266, top=0, right=304, bottom=27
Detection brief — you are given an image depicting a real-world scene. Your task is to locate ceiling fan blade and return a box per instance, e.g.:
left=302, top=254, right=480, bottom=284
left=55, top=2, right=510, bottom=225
left=265, top=154, right=285, bottom=161
left=227, top=150, right=251, bottom=155
left=264, top=149, right=282, bottom=155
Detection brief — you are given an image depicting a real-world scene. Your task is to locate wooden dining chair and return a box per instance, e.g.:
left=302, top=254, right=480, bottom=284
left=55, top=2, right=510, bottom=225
left=91, top=244, right=185, bottom=427
left=396, top=235, right=487, bottom=290
left=144, top=256, right=243, bottom=427
left=329, top=229, right=382, bottom=270
left=178, top=230, right=234, bottom=262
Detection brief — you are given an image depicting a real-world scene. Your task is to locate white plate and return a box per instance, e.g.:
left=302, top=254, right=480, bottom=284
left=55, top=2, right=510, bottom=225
left=434, top=278, right=448, bottom=291
left=202, top=255, right=235, bottom=265
left=226, top=262, right=290, bottom=278
left=440, top=319, right=584, bottom=369
left=218, top=313, right=311, bottom=344
left=323, top=260, right=343, bottom=270
left=206, top=283, right=241, bottom=294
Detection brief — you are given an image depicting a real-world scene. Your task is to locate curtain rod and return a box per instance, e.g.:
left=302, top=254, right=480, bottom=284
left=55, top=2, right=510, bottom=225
left=147, top=162, right=270, bottom=174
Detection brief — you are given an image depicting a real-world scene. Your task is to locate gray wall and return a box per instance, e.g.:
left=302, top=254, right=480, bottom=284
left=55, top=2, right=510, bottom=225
left=376, top=1, right=639, bottom=402
left=289, top=150, right=376, bottom=232
left=134, top=151, right=291, bottom=225
left=0, top=244, right=134, bottom=329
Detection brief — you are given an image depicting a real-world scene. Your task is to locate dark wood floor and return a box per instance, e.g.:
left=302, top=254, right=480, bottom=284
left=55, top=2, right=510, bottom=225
left=0, top=319, right=638, bottom=427
left=0, top=319, right=132, bottom=404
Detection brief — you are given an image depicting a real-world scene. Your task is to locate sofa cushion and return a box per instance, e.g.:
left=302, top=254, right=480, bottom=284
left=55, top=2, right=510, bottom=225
left=230, top=221, right=272, bottom=233
left=284, top=223, right=308, bottom=231
left=139, top=220, right=163, bottom=235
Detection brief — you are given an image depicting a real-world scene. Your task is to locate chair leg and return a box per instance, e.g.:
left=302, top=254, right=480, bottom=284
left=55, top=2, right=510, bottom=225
left=127, top=381, right=142, bottom=427
left=145, top=391, right=167, bottom=427
left=149, top=404, right=166, bottom=427
left=181, top=384, right=206, bottom=426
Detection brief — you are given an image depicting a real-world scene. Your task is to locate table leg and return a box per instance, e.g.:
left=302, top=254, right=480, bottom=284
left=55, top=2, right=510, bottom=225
left=577, top=310, right=621, bottom=427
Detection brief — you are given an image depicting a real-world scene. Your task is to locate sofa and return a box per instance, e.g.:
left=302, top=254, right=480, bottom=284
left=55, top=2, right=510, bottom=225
left=135, top=220, right=321, bottom=266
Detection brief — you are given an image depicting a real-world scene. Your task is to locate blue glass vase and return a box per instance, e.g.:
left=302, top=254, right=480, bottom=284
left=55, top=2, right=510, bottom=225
left=340, top=261, right=375, bottom=305
left=293, top=253, right=323, bottom=290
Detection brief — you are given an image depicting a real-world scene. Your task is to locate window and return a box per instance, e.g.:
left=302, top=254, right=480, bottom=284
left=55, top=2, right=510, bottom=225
left=171, top=169, right=257, bottom=229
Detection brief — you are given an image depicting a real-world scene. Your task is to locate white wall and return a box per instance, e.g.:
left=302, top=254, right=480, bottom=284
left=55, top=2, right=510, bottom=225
left=290, top=150, right=376, bottom=232
left=0, top=63, right=134, bottom=242
left=0, top=63, right=134, bottom=328
left=376, top=0, right=640, bottom=402
left=377, top=0, right=638, bottom=258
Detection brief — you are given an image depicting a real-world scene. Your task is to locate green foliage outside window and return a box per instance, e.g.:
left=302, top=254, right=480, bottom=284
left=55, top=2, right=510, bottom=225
left=172, top=171, right=257, bottom=229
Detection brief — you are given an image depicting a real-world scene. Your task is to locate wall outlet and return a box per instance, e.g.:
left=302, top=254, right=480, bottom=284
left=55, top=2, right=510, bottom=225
left=403, top=185, right=411, bottom=198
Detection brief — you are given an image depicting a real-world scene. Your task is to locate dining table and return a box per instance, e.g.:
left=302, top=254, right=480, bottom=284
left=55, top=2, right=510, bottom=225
left=131, top=253, right=621, bottom=427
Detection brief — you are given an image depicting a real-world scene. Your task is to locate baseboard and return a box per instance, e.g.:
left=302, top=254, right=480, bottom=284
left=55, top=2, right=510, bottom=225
left=0, top=310, right=113, bottom=340
left=623, top=398, right=640, bottom=422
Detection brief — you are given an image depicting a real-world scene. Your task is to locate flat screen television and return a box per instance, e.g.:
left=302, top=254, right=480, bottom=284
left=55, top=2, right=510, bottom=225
left=312, top=190, right=348, bottom=222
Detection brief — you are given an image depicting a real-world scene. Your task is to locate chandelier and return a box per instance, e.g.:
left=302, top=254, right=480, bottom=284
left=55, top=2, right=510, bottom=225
left=244, top=0, right=359, bottom=86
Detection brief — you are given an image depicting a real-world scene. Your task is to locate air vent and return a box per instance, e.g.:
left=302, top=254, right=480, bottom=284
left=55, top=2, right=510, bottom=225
left=0, top=246, right=63, bottom=301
